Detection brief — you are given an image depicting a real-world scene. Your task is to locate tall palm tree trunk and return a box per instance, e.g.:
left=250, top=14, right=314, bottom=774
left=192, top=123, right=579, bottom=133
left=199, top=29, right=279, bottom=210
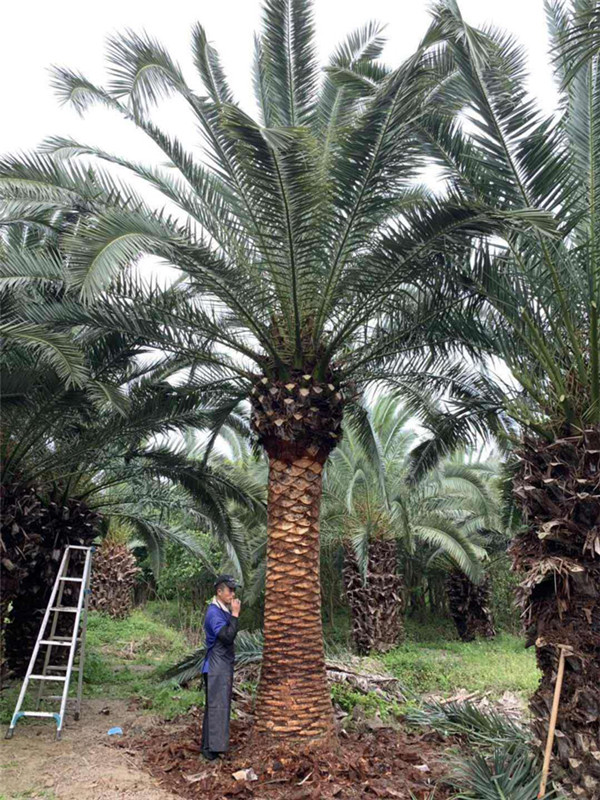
left=255, top=445, right=335, bottom=742
left=510, top=429, right=600, bottom=797
left=343, top=538, right=404, bottom=655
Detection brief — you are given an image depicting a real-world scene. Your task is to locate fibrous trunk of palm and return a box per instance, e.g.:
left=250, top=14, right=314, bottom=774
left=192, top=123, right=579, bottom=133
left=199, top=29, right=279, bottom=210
left=251, top=373, right=343, bottom=743
left=446, top=570, right=496, bottom=642
left=0, top=480, right=46, bottom=683
left=89, top=539, right=140, bottom=619
left=4, top=491, right=99, bottom=676
left=510, top=429, right=600, bottom=798
left=343, top=538, right=404, bottom=655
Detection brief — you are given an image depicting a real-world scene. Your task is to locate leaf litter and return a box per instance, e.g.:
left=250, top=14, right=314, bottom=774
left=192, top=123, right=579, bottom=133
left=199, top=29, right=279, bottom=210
left=116, top=709, right=454, bottom=799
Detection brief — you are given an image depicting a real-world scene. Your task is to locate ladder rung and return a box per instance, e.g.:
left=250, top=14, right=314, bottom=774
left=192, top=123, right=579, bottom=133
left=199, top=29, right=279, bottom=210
left=49, top=607, right=79, bottom=613
left=21, top=712, right=58, bottom=718
left=40, top=695, right=76, bottom=701
left=30, top=675, right=67, bottom=681
left=66, top=545, right=92, bottom=550
left=47, top=665, right=80, bottom=672
left=39, top=640, right=72, bottom=647
left=59, top=577, right=84, bottom=582
left=51, top=636, right=81, bottom=642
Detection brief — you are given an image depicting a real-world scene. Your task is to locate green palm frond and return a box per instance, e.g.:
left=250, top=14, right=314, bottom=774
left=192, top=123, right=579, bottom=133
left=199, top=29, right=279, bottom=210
left=105, top=28, right=188, bottom=112
left=160, top=629, right=264, bottom=686
left=453, top=745, right=555, bottom=799
left=405, top=698, right=530, bottom=748
left=259, top=0, right=318, bottom=128
left=191, top=24, right=235, bottom=105
left=411, top=513, right=484, bottom=582
left=0, top=319, right=88, bottom=387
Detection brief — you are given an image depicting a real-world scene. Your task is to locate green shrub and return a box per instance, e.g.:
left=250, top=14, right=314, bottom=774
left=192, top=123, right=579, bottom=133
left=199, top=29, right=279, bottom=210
left=154, top=540, right=220, bottom=604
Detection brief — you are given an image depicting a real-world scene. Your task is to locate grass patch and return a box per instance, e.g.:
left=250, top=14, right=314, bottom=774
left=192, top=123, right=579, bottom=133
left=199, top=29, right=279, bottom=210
left=86, top=609, right=190, bottom=666
left=81, top=610, right=201, bottom=719
left=382, top=632, right=540, bottom=698
left=404, top=614, right=460, bottom=643
left=331, top=682, right=402, bottom=720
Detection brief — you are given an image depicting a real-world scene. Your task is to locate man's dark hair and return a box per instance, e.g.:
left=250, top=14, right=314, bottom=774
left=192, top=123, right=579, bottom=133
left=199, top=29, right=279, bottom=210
left=214, top=574, right=237, bottom=591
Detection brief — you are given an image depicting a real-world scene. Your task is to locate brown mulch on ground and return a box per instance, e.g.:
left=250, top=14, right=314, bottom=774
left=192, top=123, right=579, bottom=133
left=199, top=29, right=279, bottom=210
left=117, top=710, right=455, bottom=799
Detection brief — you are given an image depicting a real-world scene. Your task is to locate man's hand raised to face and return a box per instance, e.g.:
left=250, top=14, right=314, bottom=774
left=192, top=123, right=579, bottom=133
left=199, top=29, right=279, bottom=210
left=231, top=598, right=241, bottom=617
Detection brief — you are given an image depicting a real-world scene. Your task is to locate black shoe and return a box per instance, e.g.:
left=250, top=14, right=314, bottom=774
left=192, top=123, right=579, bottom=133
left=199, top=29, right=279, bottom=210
left=202, top=749, right=220, bottom=761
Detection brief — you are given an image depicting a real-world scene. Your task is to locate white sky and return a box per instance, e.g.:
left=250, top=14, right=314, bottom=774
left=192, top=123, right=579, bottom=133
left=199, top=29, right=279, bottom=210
left=2, top=0, right=558, bottom=160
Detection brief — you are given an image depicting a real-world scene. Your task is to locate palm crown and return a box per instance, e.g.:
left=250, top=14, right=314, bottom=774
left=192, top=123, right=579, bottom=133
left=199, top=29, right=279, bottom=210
left=412, top=0, right=600, bottom=436
left=0, top=0, right=553, bottom=455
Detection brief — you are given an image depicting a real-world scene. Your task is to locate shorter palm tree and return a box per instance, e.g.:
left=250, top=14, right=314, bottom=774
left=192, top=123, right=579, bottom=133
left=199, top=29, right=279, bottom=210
left=322, top=395, right=486, bottom=654
left=422, top=454, right=504, bottom=641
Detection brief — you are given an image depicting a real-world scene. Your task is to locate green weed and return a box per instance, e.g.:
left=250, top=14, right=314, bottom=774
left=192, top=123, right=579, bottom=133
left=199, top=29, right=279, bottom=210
left=382, top=633, right=540, bottom=698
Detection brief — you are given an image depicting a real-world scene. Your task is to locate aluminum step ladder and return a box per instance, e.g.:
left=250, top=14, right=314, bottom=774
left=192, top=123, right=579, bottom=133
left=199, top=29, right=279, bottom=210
left=5, top=545, right=94, bottom=740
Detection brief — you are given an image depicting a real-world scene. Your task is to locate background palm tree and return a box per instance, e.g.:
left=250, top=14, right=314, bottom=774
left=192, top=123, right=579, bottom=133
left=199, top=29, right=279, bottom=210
left=388, top=1, right=600, bottom=792
left=322, top=395, right=489, bottom=654
left=425, top=453, right=503, bottom=641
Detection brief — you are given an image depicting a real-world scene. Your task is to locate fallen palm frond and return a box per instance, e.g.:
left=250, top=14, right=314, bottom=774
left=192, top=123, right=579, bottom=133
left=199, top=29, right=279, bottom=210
left=404, top=699, right=530, bottom=749
left=160, top=630, right=407, bottom=702
left=451, top=745, right=557, bottom=799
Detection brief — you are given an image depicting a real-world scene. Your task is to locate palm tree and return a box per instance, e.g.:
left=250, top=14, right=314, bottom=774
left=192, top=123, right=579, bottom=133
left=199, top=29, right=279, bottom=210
left=0, top=0, right=549, bottom=742
left=0, top=221, right=262, bottom=675
left=322, top=395, right=486, bottom=653
left=424, top=454, right=503, bottom=641
left=395, top=1, right=600, bottom=792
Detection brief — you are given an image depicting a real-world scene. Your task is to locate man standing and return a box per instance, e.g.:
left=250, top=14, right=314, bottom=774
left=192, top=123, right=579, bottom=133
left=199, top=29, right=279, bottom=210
left=201, top=574, right=241, bottom=761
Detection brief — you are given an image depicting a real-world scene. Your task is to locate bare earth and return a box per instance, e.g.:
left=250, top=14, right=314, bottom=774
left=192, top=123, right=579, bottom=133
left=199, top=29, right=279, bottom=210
left=0, top=698, right=180, bottom=799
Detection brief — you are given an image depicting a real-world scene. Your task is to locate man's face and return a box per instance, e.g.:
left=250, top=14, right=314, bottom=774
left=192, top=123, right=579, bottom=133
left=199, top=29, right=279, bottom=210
left=217, top=584, right=236, bottom=606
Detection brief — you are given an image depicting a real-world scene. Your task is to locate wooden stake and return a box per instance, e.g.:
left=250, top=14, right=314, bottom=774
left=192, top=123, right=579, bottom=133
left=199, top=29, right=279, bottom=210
left=538, top=646, right=567, bottom=798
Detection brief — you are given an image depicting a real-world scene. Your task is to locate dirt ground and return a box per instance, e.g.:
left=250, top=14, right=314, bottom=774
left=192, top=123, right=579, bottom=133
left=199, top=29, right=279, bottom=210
left=0, top=698, right=180, bottom=799
left=1, top=696, right=455, bottom=800
left=0, top=689, right=527, bottom=799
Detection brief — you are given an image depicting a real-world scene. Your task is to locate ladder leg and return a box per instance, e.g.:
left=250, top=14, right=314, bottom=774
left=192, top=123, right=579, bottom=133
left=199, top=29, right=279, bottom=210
left=36, top=553, right=70, bottom=710
left=74, top=561, right=92, bottom=721
left=56, top=548, right=93, bottom=740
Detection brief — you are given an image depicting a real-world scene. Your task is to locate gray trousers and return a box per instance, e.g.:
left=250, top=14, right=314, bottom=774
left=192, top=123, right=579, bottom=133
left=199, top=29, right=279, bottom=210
left=201, top=670, right=233, bottom=753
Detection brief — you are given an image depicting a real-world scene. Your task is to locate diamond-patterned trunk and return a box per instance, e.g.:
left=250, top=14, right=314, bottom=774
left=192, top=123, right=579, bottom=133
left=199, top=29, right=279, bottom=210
left=250, top=373, right=343, bottom=742
left=254, top=445, right=335, bottom=741
left=342, top=538, right=404, bottom=655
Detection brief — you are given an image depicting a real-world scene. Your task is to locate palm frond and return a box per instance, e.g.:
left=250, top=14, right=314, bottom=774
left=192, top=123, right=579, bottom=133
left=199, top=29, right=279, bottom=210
left=259, top=0, right=318, bottom=127
left=453, top=745, right=555, bottom=799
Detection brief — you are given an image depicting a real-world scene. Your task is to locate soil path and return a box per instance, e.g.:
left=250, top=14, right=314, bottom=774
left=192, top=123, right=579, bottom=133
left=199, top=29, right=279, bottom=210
left=0, top=698, right=180, bottom=799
